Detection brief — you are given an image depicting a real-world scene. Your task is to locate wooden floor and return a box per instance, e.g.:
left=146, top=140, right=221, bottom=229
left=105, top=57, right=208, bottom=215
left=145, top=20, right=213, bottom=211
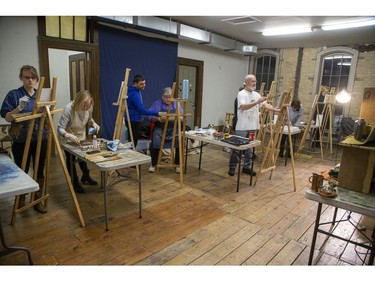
left=1, top=142, right=374, bottom=268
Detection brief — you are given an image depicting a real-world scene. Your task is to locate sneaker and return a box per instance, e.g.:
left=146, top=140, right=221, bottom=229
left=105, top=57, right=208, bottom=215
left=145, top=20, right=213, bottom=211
left=175, top=167, right=181, bottom=173
left=242, top=167, right=257, bottom=176
left=228, top=167, right=235, bottom=176
left=148, top=165, right=156, bottom=173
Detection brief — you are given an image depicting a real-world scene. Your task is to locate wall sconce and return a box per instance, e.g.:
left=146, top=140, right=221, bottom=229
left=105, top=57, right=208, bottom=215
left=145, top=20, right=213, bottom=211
left=336, top=89, right=352, bottom=103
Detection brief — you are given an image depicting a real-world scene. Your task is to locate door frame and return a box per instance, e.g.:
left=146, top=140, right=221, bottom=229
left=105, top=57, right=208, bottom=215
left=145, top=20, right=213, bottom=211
left=177, top=57, right=203, bottom=127
left=38, top=36, right=100, bottom=124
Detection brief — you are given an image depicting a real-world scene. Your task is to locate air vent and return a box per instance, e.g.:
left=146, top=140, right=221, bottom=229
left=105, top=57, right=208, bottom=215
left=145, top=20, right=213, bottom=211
left=221, top=16, right=261, bottom=25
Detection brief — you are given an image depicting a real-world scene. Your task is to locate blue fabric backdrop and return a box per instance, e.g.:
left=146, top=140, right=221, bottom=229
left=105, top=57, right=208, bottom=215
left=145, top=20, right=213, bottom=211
left=98, top=25, right=178, bottom=139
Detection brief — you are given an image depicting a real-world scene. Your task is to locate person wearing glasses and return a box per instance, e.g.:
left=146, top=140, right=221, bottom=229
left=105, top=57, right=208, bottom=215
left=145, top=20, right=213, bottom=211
left=147, top=87, right=183, bottom=173
left=0, top=65, right=48, bottom=213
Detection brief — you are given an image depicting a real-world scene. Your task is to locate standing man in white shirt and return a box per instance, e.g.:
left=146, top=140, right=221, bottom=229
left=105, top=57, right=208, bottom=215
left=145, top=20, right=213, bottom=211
left=228, top=74, right=279, bottom=176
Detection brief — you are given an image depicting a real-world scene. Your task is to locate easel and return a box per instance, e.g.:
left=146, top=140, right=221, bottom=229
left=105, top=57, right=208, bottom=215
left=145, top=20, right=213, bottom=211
left=318, top=87, right=336, bottom=155
left=11, top=77, right=85, bottom=227
left=112, top=68, right=140, bottom=177
left=257, top=81, right=277, bottom=151
left=156, top=82, right=188, bottom=188
left=296, top=85, right=329, bottom=159
left=254, top=81, right=297, bottom=191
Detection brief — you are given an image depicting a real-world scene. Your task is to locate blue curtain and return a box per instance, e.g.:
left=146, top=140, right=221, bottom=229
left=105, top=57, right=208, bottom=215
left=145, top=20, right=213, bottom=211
left=98, top=25, right=178, bottom=139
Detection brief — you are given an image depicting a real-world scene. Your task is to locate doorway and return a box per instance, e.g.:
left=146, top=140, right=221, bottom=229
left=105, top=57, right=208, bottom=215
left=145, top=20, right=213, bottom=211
left=177, top=57, right=203, bottom=129
left=38, top=36, right=100, bottom=123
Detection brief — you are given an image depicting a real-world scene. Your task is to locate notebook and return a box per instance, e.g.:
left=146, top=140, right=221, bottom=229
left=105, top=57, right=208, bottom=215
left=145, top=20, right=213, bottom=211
left=220, top=136, right=250, bottom=146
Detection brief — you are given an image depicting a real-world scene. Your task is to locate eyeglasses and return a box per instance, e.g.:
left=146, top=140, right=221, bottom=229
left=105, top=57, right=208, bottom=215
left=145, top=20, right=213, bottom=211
left=22, top=76, right=37, bottom=80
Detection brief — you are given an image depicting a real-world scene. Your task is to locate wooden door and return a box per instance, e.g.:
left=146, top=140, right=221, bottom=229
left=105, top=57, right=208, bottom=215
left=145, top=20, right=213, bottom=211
left=177, top=58, right=203, bottom=129
left=69, top=52, right=87, bottom=100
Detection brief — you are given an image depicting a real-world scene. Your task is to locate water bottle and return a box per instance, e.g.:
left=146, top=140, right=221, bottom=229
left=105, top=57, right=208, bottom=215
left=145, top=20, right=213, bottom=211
left=92, top=135, right=98, bottom=149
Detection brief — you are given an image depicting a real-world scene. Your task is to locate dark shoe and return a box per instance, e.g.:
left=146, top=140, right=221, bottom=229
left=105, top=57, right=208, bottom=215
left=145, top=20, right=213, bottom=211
left=34, top=203, right=47, bottom=214
left=242, top=168, right=257, bottom=176
left=228, top=168, right=235, bottom=176
left=74, top=183, right=86, bottom=193
left=18, top=194, right=26, bottom=208
left=81, top=174, right=98, bottom=185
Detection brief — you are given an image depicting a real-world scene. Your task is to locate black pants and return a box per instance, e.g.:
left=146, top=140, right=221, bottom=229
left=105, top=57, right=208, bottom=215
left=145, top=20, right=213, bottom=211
left=64, top=150, right=90, bottom=184
left=150, top=147, right=180, bottom=167
left=12, top=140, right=47, bottom=178
left=128, top=121, right=140, bottom=148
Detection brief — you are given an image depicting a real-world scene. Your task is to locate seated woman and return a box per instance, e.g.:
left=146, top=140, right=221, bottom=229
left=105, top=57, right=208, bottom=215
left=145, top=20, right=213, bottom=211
left=147, top=87, right=183, bottom=173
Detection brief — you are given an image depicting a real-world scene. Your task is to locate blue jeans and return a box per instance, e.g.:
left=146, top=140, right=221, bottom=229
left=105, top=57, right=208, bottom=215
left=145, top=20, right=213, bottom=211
left=228, top=130, right=255, bottom=170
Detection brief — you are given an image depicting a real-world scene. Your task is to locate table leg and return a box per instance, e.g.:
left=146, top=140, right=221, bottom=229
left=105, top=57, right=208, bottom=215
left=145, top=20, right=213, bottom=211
left=0, top=215, right=33, bottom=265
left=236, top=150, right=242, bottom=192
left=250, top=147, right=255, bottom=186
left=198, top=142, right=203, bottom=170
left=308, top=202, right=322, bottom=265
left=184, top=138, right=188, bottom=174
left=138, top=165, right=142, bottom=219
left=102, top=171, right=109, bottom=231
left=369, top=227, right=375, bottom=265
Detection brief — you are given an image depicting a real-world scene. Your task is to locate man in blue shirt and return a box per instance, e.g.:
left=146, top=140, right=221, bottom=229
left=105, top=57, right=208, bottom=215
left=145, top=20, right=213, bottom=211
left=126, top=74, right=161, bottom=148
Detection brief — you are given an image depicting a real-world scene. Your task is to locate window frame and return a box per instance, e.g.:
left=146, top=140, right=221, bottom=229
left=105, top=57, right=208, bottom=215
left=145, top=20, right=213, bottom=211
left=312, top=47, right=359, bottom=117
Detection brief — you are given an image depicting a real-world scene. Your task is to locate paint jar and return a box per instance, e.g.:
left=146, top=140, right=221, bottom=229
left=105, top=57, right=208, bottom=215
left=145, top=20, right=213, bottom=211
left=354, top=118, right=366, bottom=141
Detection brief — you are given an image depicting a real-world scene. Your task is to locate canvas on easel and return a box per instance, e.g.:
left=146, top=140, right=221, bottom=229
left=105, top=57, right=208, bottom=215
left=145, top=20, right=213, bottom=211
left=11, top=77, right=85, bottom=227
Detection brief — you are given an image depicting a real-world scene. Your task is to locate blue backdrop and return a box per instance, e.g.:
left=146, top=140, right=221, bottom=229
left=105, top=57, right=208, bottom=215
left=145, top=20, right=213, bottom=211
left=98, top=25, right=178, bottom=139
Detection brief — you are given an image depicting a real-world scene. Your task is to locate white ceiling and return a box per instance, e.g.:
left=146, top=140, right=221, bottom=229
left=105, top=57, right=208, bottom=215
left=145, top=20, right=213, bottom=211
left=168, top=16, right=375, bottom=49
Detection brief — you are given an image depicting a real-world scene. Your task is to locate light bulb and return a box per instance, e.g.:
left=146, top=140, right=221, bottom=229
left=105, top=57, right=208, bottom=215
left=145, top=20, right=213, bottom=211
left=336, top=89, right=351, bottom=103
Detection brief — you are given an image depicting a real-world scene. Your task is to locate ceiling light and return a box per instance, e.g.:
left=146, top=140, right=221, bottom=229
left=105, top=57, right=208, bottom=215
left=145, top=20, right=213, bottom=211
left=262, top=27, right=312, bottom=36
left=336, top=89, right=352, bottom=104
left=322, top=19, right=375, bottom=31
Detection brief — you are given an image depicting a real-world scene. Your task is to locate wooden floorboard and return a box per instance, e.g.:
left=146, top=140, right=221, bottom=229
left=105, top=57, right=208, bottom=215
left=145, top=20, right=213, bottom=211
left=1, top=143, right=374, bottom=270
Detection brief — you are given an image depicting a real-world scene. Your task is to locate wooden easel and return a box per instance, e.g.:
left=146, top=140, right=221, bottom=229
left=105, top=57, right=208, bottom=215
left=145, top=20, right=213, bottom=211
left=254, top=81, right=297, bottom=191
left=11, top=77, right=85, bottom=227
left=296, top=85, right=330, bottom=159
left=318, top=87, right=336, bottom=155
left=156, top=82, right=189, bottom=188
left=257, top=81, right=277, bottom=151
left=112, top=68, right=141, bottom=177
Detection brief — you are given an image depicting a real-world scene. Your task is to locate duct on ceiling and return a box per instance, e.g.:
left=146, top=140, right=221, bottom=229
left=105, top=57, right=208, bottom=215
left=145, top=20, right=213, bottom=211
left=97, top=16, right=254, bottom=55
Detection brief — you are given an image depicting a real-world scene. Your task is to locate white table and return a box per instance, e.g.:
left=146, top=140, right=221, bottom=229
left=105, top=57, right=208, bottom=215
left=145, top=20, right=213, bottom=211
left=61, top=142, right=151, bottom=231
left=0, top=153, right=39, bottom=264
left=305, top=187, right=375, bottom=265
left=184, top=132, right=261, bottom=192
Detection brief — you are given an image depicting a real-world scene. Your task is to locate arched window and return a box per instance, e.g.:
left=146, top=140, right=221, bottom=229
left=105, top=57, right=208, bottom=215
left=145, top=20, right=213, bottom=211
left=312, top=47, right=359, bottom=117
left=254, top=50, right=279, bottom=96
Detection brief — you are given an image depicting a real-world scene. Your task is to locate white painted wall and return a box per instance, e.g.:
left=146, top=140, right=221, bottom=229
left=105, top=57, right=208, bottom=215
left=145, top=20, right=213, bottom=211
left=178, top=41, right=249, bottom=127
left=0, top=17, right=39, bottom=100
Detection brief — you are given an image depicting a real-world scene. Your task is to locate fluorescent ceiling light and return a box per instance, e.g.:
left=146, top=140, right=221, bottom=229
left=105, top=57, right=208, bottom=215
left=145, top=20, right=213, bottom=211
left=322, top=19, right=375, bottom=31
left=262, top=27, right=312, bottom=36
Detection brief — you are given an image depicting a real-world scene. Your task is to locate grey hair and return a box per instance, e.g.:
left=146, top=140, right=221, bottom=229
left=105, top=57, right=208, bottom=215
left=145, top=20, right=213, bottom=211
left=162, top=87, right=172, bottom=96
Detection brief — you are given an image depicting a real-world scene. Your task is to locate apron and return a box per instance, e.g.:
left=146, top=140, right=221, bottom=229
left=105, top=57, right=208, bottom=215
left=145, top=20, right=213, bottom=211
left=69, top=110, right=89, bottom=141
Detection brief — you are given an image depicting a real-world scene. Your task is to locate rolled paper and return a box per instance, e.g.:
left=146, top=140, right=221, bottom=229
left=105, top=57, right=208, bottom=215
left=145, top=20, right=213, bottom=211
left=182, top=79, right=189, bottom=99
